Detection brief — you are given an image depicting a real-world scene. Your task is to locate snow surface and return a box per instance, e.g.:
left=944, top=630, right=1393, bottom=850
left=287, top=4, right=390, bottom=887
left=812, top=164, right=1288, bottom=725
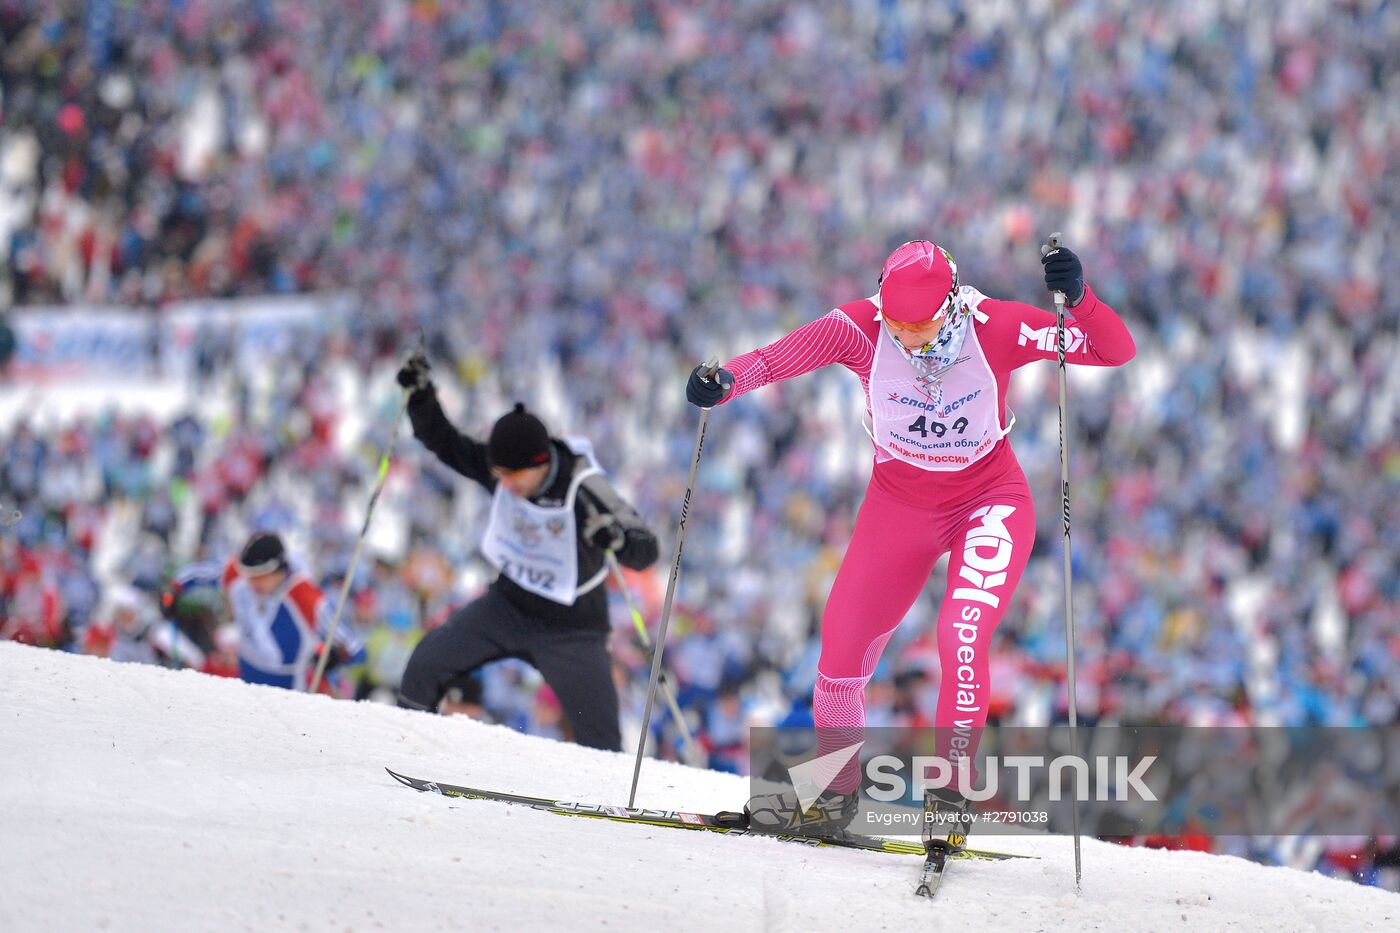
left=2, top=642, right=1395, bottom=932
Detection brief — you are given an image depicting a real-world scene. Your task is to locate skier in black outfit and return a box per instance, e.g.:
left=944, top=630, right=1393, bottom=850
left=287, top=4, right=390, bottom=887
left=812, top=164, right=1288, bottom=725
left=394, top=349, right=659, bottom=751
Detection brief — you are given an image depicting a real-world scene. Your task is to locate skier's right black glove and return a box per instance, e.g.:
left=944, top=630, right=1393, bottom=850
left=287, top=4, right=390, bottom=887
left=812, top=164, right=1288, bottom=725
left=396, top=350, right=433, bottom=393
left=685, top=363, right=734, bottom=409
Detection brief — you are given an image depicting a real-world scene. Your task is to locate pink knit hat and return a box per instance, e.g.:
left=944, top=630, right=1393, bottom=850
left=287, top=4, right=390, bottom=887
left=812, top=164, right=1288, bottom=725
left=878, top=241, right=958, bottom=323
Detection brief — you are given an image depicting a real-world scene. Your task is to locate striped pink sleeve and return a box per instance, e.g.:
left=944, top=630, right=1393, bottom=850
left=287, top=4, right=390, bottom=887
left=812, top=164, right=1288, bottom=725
left=723, top=309, right=874, bottom=403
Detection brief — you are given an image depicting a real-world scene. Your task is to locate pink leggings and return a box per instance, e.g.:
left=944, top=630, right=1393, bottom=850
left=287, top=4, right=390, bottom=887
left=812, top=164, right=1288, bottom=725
left=814, top=473, right=1036, bottom=793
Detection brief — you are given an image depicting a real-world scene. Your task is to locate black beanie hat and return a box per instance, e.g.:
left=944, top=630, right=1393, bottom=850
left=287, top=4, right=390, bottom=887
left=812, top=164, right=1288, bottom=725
left=238, top=531, right=288, bottom=577
left=488, top=403, right=552, bottom=470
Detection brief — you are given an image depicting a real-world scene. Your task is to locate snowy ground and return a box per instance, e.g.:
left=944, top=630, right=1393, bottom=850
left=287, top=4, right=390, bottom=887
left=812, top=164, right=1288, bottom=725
left=2, top=643, right=1395, bottom=932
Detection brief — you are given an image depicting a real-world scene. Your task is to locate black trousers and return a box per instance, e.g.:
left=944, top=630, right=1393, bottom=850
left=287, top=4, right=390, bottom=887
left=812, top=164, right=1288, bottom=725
left=399, top=589, right=621, bottom=751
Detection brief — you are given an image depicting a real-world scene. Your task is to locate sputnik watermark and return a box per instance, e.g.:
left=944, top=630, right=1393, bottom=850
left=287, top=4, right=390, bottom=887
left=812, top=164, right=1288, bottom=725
left=753, top=725, right=1400, bottom=837
left=786, top=742, right=865, bottom=810
left=866, top=754, right=1159, bottom=802
left=866, top=808, right=1051, bottom=829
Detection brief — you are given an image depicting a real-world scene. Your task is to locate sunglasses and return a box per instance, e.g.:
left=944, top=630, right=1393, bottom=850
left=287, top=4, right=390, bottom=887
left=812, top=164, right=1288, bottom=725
left=882, top=291, right=958, bottom=331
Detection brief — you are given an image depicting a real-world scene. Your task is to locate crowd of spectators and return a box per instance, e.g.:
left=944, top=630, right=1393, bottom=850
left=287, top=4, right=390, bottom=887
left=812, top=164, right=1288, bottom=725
left=2, top=0, right=1397, bottom=887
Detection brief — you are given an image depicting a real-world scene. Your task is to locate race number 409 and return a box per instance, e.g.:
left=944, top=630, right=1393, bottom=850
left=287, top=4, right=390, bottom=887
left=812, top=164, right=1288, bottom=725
left=906, top=416, right=969, bottom=438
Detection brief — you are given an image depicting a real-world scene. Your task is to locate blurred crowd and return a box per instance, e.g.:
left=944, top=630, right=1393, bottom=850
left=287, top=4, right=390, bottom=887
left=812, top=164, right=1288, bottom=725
left=2, top=0, right=1398, bottom=888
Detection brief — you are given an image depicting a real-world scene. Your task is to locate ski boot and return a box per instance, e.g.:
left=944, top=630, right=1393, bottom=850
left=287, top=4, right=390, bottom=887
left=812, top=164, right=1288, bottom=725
left=715, top=788, right=860, bottom=839
left=922, top=786, right=973, bottom=856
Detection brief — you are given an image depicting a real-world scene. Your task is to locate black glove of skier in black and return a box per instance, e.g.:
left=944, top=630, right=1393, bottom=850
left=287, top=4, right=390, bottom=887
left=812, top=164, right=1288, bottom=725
left=583, top=512, right=626, bottom=552
left=396, top=349, right=433, bottom=393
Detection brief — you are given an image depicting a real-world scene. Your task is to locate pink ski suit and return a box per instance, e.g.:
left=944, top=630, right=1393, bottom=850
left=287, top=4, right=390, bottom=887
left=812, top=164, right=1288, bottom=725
left=717, top=282, right=1135, bottom=791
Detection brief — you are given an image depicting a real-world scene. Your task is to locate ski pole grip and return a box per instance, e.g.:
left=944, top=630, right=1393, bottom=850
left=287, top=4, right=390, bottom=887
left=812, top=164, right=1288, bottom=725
left=1042, top=232, right=1066, bottom=308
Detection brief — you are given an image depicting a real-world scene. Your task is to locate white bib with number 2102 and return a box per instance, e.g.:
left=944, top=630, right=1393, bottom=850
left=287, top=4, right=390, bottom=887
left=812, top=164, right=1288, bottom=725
left=481, top=438, right=608, bottom=604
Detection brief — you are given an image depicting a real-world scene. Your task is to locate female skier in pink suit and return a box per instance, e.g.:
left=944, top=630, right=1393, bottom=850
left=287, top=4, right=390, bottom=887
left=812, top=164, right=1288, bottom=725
left=687, top=240, right=1135, bottom=837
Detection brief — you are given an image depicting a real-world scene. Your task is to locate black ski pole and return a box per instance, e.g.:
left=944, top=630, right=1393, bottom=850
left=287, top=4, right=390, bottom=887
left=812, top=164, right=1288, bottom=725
left=606, top=550, right=703, bottom=767
left=1042, top=232, right=1083, bottom=888
left=627, top=359, right=719, bottom=806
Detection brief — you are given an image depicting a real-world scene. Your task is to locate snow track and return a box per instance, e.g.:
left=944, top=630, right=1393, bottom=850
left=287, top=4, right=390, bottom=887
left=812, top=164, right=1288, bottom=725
left=2, top=643, right=1395, bottom=932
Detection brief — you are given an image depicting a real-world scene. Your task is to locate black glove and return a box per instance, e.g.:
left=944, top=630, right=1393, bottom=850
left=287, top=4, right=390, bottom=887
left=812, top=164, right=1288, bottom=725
left=584, top=512, right=626, bottom=552
left=396, top=349, right=433, bottom=392
left=686, top=363, right=735, bottom=408
left=314, top=642, right=352, bottom=671
left=158, top=581, right=183, bottom=620
left=1041, top=245, right=1086, bottom=306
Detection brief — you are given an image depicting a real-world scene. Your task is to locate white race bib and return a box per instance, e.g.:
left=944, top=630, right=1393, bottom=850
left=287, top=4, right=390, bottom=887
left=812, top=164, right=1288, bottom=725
left=865, top=294, right=1013, bottom=472
left=480, top=438, right=608, bottom=605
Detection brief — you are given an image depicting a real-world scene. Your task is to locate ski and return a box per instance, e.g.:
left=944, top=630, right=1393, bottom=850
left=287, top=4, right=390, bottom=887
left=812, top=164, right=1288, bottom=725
left=387, top=768, right=1032, bottom=863
left=916, top=792, right=976, bottom=898
left=915, top=847, right=950, bottom=898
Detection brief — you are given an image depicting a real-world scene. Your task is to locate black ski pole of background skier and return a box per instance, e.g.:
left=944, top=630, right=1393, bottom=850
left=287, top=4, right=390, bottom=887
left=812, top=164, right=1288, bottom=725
left=627, top=359, right=718, bottom=806
left=605, top=551, right=703, bottom=767
left=1042, top=232, right=1084, bottom=888
left=309, top=334, right=421, bottom=695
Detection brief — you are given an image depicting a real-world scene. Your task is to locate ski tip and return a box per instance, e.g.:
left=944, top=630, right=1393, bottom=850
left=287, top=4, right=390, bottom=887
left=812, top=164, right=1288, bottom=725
left=385, top=767, right=413, bottom=787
